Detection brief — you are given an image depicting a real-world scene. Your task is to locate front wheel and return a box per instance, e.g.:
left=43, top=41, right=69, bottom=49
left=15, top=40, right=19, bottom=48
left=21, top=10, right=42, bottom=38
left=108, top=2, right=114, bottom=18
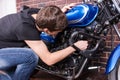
left=108, top=59, right=120, bottom=80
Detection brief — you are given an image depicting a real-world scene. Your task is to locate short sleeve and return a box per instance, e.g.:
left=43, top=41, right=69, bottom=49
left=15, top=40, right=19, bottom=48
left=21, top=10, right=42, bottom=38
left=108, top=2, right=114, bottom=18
left=16, top=23, right=40, bottom=40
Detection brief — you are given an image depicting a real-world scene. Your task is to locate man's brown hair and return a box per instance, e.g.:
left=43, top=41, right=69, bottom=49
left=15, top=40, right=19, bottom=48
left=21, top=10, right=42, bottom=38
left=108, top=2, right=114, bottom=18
left=36, top=5, right=68, bottom=32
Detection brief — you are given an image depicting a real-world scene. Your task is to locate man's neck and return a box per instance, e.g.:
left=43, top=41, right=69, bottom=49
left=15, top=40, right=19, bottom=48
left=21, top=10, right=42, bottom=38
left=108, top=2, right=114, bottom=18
left=31, top=14, right=37, bottom=20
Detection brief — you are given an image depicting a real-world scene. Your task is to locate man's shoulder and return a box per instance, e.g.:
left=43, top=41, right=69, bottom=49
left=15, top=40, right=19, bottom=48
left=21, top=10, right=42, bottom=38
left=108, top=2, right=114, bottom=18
left=20, top=5, right=40, bottom=14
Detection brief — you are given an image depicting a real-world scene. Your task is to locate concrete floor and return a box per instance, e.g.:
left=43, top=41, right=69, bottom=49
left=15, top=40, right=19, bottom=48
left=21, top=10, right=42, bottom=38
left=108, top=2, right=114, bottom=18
left=30, top=70, right=107, bottom=80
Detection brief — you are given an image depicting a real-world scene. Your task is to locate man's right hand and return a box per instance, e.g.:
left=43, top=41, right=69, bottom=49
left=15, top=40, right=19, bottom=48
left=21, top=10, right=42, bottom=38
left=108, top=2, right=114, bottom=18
left=74, top=41, right=88, bottom=51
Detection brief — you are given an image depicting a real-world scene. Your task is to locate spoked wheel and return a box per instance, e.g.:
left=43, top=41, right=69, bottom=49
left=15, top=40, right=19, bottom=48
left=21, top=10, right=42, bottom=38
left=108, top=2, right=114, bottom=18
left=108, top=59, right=120, bottom=80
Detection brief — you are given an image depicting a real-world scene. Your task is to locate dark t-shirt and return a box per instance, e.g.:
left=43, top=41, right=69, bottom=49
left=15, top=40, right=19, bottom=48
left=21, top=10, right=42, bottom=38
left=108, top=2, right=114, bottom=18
left=0, top=8, right=40, bottom=49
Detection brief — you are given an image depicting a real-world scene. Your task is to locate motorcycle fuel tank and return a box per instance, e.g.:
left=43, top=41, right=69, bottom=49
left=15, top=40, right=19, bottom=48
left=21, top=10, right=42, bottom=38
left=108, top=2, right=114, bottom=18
left=66, top=4, right=99, bottom=27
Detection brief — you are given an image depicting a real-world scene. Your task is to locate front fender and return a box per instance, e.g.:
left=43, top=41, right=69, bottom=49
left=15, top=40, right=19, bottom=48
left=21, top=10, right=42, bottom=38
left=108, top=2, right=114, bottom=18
left=106, top=44, right=120, bottom=74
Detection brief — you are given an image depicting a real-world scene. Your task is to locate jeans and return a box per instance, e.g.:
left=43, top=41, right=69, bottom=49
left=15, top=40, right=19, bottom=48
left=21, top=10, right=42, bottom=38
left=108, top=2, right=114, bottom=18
left=0, top=48, right=39, bottom=80
left=0, top=70, right=12, bottom=80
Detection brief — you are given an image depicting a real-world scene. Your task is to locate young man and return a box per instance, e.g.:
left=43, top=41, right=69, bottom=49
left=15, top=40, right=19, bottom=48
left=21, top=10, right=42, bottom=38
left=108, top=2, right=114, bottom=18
left=0, top=3, right=88, bottom=80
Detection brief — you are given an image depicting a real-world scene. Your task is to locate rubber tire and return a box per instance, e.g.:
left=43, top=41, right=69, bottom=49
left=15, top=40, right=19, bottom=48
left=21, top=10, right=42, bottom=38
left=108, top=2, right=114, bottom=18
left=108, top=59, right=120, bottom=80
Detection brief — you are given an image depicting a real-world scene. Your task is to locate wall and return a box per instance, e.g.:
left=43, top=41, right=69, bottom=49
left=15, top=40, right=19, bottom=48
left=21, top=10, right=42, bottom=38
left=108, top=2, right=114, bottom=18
left=16, top=0, right=120, bottom=73
left=17, top=0, right=82, bottom=11
left=0, top=0, right=16, bottom=18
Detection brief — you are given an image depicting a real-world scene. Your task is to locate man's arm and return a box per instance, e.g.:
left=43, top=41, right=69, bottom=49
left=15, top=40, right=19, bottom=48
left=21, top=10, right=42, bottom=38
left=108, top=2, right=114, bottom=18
left=25, top=40, right=75, bottom=66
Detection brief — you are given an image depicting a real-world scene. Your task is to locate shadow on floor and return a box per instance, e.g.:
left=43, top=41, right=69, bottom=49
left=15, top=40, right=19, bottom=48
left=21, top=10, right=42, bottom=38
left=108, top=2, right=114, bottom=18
left=30, top=69, right=107, bottom=80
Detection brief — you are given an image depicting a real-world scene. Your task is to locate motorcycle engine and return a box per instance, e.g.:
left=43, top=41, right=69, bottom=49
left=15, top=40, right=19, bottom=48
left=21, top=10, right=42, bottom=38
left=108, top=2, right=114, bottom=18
left=37, top=21, right=105, bottom=79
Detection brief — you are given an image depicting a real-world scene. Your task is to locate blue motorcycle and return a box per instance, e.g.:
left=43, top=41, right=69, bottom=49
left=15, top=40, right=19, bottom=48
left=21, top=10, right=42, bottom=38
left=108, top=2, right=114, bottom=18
left=37, top=0, right=120, bottom=80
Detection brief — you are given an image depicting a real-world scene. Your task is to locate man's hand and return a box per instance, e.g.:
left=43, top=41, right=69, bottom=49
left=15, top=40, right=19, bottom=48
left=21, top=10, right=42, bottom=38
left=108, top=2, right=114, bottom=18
left=61, top=3, right=81, bottom=13
left=74, top=41, right=88, bottom=51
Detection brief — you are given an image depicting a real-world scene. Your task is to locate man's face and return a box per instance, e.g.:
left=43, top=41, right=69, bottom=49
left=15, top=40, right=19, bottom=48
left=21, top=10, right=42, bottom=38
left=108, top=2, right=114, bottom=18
left=36, top=25, right=62, bottom=38
left=47, top=30, right=61, bottom=38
